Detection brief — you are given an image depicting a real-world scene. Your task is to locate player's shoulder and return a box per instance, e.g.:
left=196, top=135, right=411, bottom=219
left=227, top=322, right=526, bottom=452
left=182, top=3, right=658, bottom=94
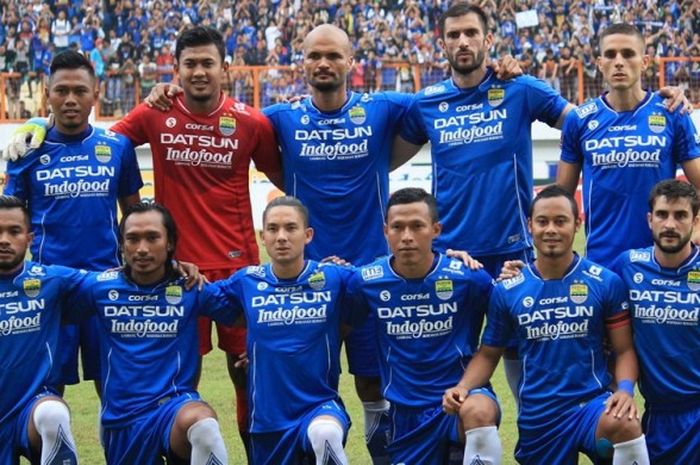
left=436, top=254, right=492, bottom=284
left=92, top=126, right=133, bottom=147
left=93, top=269, right=123, bottom=283
left=495, top=270, right=528, bottom=293
left=415, top=79, right=452, bottom=100
left=576, top=256, right=620, bottom=284
left=571, top=98, right=602, bottom=121
left=224, top=96, right=262, bottom=120
left=355, top=256, right=391, bottom=283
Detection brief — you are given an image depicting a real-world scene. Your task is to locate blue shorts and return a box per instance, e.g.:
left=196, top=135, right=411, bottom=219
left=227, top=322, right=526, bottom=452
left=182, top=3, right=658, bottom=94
left=345, top=311, right=380, bottom=377
left=250, top=400, right=350, bottom=465
left=102, top=392, right=202, bottom=465
left=515, top=392, right=609, bottom=465
left=50, top=315, right=101, bottom=385
left=388, top=387, right=500, bottom=465
left=0, top=391, right=57, bottom=465
left=643, top=402, right=700, bottom=465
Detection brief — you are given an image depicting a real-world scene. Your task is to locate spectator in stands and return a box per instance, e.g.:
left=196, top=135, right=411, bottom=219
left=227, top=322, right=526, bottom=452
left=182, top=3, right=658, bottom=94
left=52, top=10, right=70, bottom=52
left=139, top=53, right=158, bottom=101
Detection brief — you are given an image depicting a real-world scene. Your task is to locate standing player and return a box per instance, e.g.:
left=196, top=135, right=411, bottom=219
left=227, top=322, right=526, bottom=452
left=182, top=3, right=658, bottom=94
left=3, top=50, right=143, bottom=394
left=558, top=23, right=700, bottom=267
left=216, top=196, right=352, bottom=465
left=69, top=202, right=230, bottom=465
left=611, top=180, right=700, bottom=465
left=392, top=2, right=573, bottom=400
left=262, top=24, right=411, bottom=463
left=346, top=188, right=501, bottom=465
left=444, top=186, right=649, bottom=465
left=0, top=195, right=84, bottom=464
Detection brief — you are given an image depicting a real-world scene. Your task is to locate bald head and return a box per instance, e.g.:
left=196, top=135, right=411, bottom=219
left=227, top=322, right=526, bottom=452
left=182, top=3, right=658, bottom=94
left=302, top=23, right=354, bottom=93
left=303, top=24, right=352, bottom=56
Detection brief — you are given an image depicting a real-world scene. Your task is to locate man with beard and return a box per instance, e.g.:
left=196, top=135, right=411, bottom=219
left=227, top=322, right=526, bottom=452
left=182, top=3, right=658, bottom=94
left=393, top=2, right=574, bottom=401
left=611, top=179, right=700, bottom=465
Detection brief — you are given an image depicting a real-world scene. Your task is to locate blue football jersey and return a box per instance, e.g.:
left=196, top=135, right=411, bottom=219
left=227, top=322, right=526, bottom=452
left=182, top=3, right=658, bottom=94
left=69, top=270, right=234, bottom=427
left=482, top=255, right=630, bottom=431
left=560, top=92, right=700, bottom=266
left=347, top=253, right=493, bottom=408
left=215, top=261, right=353, bottom=432
left=4, top=126, right=143, bottom=269
left=0, top=261, right=85, bottom=423
left=400, top=71, right=568, bottom=256
left=263, top=92, right=411, bottom=264
left=612, top=246, right=700, bottom=411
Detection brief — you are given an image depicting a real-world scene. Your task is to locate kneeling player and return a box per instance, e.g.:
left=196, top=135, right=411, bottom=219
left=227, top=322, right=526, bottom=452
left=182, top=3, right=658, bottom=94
left=0, top=196, right=83, bottom=464
left=347, top=188, right=501, bottom=465
left=216, top=197, right=352, bottom=465
left=611, top=180, right=700, bottom=465
left=444, top=186, right=649, bottom=465
left=69, top=203, right=229, bottom=465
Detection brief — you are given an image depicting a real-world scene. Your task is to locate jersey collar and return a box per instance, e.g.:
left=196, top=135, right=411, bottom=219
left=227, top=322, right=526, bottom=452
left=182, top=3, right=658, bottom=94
left=528, top=253, right=582, bottom=281
left=174, top=92, right=227, bottom=117
left=651, top=244, right=700, bottom=274
left=448, top=68, right=495, bottom=93
left=599, top=90, right=653, bottom=116
left=307, top=92, right=355, bottom=115
left=46, top=125, right=94, bottom=144
left=387, top=251, right=441, bottom=281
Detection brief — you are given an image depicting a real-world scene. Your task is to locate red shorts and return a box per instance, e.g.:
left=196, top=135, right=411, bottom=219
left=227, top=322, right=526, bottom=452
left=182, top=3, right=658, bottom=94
left=198, top=268, right=246, bottom=356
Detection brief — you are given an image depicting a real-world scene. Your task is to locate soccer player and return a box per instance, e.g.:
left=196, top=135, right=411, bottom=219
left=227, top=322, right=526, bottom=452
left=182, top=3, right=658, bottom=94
left=68, top=202, right=230, bottom=465
left=558, top=23, right=700, bottom=267
left=346, top=188, right=501, bottom=465
left=215, top=196, right=352, bottom=465
left=611, top=179, right=700, bottom=465
left=444, top=185, right=650, bottom=465
left=0, top=195, right=84, bottom=464
left=3, top=50, right=143, bottom=394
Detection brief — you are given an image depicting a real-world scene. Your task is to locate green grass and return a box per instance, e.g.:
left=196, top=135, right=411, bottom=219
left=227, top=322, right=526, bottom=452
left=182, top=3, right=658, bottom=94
left=25, top=231, right=602, bottom=464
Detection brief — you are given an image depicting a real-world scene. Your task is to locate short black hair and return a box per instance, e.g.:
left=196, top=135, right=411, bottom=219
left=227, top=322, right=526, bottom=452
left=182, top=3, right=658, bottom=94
left=599, top=23, right=645, bottom=54
left=119, top=201, right=178, bottom=277
left=0, top=195, right=29, bottom=227
left=649, top=179, right=700, bottom=217
left=438, top=3, right=489, bottom=38
left=387, top=188, right=439, bottom=223
left=531, top=185, right=580, bottom=219
left=175, top=26, right=226, bottom=62
left=50, top=50, right=95, bottom=79
left=263, top=196, right=310, bottom=227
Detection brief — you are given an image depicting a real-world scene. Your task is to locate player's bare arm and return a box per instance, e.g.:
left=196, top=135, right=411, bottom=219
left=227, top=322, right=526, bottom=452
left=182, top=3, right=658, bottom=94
left=442, top=344, right=503, bottom=414
left=390, top=135, right=422, bottom=171
left=605, top=322, right=640, bottom=421
left=556, top=160, right=583, bottom=195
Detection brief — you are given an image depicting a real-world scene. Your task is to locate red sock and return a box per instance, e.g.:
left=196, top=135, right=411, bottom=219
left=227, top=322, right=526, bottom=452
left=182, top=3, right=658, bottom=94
left=235, top=387, right=248, bottom=433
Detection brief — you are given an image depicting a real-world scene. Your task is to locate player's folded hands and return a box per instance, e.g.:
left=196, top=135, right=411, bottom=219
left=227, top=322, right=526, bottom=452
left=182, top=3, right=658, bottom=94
left=442, top=385, right=469, bottom=415
left=3, top=115, right=52, bottom=161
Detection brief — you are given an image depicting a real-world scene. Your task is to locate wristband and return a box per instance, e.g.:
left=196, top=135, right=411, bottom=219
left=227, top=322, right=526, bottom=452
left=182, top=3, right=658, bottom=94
left=617, top=379, right=635, bottom=396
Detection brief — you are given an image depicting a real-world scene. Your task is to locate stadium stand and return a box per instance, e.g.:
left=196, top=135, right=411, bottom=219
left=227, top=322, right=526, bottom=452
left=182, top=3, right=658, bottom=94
left=0, top=0, right=698, bottom=119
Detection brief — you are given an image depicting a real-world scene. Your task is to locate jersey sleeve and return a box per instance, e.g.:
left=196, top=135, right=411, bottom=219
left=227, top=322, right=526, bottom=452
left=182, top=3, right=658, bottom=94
left=523, top=76, right=569, bottom=127
left=480, top=286, right=513, bottom=348
left=559, top=109, right=584, bottom=164
left=398, top=94, right=429, bottom=146
left=117, top=137, right=144, bottom=198
left=3, top=158, right=31, bottom=199
left=110, top=103, right=151, bottom=146
left=208, top=271, right=246, bottom=323
left=60, top=268, right=96, bottom=322
left=343, top=269, right=371, bottom=328
left=250, top=110, right=282, bottom=175
left=671, top=109, right=700, bottom=163
left=384, top=91, right=414, bottom=126
left=195, top=282, right=238, bottom=326
left=603, top=272, right=631, bottom=330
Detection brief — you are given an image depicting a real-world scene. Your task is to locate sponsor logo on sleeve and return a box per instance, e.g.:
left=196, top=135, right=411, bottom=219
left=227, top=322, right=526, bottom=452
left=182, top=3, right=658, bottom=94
left=361, top=266, right=384, bottom=281
left=575, top=101, right=598, bottom=118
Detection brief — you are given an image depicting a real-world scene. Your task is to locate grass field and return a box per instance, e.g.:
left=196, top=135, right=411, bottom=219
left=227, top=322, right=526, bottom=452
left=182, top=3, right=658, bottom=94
left=24, top=232, right=613, bottom=464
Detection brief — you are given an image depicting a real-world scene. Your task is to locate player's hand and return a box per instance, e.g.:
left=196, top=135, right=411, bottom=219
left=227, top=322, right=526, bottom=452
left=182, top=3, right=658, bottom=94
left=498, top=260, right=525, bottom=281
left=283, top=94, right=310, bottom=104
left=175, top=260, right=207, bottom=290
left=445, top=249, right=483, bottom=270
left=233, top=351, right=249, bottom=369
left=321, top=255, right=352, bottom=267
left=489, top=54, right=523, bottom=81
left=2, top=115, right=53, bottom=161
left=144, top=83, right=183, bottom=111
left=658, top=86, right=694, bottom=114
left=442, top=385, right=469, bottom=414
left=605, top=391, right=639, bottom=421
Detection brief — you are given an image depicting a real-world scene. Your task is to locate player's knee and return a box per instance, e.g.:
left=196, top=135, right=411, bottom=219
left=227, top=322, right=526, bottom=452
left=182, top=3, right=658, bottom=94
left=187, top=417, right=224, bottom=450
left=458, top=396, right=498, bottom=429
left=175, top=402, right=217, bottom=432
left=307, top=417, right=347, bottom=463
left=599, top=415, right=643, bottom=443
left=33, top=399, right=71, bottom=439
left=354, top=376, right=382, bottom=401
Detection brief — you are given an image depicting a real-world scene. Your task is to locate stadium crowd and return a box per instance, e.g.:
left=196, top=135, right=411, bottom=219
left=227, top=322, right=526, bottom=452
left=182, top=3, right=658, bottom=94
left=0, top=0, right=699, bottom=116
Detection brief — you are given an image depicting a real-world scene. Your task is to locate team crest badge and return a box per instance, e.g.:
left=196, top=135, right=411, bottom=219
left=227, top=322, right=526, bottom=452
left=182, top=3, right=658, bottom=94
left=487, top=87, right=504, bottom=107
left=435, top=279, right=453, bottom=300
left=219, top=116, right=237, bottom=136
left=95, top=144, right=112, bottom=163
left=687, top=271, right=700, bottom=291
left=349, top=105, right=366, bottom=124
left=165, top=285, right=183, bottom=304
left=23, top=278, right=41, bottom=298
left=648, top=114, right=666, bottom=134
left=308, top=271, right=326, bottom=290
left=569, top=283, right=588, bottom=304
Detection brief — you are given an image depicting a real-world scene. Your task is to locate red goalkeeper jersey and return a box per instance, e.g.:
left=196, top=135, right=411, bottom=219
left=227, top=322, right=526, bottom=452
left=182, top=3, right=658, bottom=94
left=112, top=93, right=281, bottom=269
